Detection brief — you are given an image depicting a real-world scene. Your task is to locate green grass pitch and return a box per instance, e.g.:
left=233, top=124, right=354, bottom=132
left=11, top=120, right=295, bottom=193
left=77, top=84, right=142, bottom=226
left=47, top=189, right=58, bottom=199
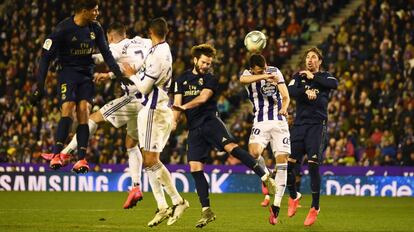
left=0, top=192, right=413, bottom=232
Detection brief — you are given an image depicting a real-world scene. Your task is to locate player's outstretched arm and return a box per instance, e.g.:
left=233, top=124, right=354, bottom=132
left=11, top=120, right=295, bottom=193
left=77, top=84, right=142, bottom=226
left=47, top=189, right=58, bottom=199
left=313, top=72, right=338, bottom=89
left=123, top=63, right=156, bottom=95
left=287, top=73, right=306, bottom=98
left=179, top=89, right=213, bottom=111
left=32, top=27, right=62, bottom=105
left=172, top=94, right=183, bottom=131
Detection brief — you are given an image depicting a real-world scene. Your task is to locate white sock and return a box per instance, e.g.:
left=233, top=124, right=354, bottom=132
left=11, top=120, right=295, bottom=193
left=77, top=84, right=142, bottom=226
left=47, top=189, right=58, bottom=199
left=257, top=156, right=270, bottom=175
left=61, top=119, right=98, bottom=154
left=127, top=146, right=142, bottom=186
left=273, top=163, right=288, bottom=207
left=151, top=162, right=182, bottom=205
left=146, top=168, right=168, bottom=210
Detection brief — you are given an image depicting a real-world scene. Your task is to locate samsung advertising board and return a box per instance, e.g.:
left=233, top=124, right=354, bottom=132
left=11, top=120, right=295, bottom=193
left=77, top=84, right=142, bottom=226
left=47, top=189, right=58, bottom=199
left=0, top=171, right=413, bottom=197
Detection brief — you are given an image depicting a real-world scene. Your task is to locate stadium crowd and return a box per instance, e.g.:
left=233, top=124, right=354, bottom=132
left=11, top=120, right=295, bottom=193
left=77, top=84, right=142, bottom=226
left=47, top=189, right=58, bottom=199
left=1, top=0, right=413, bottom=167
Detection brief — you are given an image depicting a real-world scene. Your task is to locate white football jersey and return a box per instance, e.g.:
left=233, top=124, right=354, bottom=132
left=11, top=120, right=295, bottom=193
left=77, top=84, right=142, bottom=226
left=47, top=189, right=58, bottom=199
left=109, top=36, right=152, bottom=70
left=242, top=66, right=286, bottom=123
left=138, top=41, right=172, bottom=109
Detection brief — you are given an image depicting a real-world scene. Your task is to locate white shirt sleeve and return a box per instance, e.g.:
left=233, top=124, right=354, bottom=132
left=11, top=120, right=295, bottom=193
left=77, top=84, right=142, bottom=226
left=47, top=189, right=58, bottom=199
left=241, top=69, right=251, bottom=76
left=130, top=72, right=156, bottom=95
left=272, top=69, right=285, bottom=84
left=129, top=53, right=160, bottom=95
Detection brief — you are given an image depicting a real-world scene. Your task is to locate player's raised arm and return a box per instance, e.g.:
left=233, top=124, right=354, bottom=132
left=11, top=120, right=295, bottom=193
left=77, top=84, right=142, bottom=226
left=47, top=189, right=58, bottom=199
left=179, top=88, right=214, bottom=111
left=287, top=73, right=307, bottom=98
left=313, top=72, right=338, bottom=89
left=240, top=70, right=275, bottom=85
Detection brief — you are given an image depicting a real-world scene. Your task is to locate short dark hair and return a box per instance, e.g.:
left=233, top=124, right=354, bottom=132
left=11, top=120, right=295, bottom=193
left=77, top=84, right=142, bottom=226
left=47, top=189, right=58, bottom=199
left=74, top=0, right=99, bottom=13
left=107, top=22, right=126, bottom=35
left=249, top=54, right=266, bottom=69
left=149, top=17, right=168, bottom=38
left=191, top=44, right=216, bottom=59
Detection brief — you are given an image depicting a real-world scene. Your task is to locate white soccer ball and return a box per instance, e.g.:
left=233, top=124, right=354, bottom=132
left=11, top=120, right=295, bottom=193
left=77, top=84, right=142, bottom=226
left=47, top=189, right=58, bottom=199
left=244, top=30, right=267, bottom=52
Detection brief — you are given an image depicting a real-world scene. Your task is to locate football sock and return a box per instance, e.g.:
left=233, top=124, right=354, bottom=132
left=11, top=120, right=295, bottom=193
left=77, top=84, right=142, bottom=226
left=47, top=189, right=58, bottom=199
left=257, top=156, right=270, bottom=175
left=230, top=147, right=265, bottom=177
left=127, top=146, right=142, bottom=186
left=62, top=119, right=97, bottom=154
left=76, top=124, right=89, bottom=159
left=273, top=163, right=288, bottom=207
left=309, top=162, right=321, bottom=210
left=151, top=162, right=182, bottom=205
left=146, top=167, right=168, bottom=210
left=52, top=117, right=73, bottom=154
left=191, top=171, right=210, bottom=208
left=287, top=161, right=298, bottom=199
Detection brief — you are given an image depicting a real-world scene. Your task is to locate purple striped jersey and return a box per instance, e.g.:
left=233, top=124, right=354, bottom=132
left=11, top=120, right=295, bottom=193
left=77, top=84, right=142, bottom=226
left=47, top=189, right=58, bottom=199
left=137, top=41, right=172, bottom=109
left=242, top=66, right=286, bottom=123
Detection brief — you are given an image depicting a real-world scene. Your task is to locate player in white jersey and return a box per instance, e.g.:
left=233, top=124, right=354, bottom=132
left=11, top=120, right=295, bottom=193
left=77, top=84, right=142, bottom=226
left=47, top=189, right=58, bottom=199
left=58, top=22, right=156, bottom=209
left=240, top=54, right=290, bottom=225
left=123, top=17, right=189, bottom=227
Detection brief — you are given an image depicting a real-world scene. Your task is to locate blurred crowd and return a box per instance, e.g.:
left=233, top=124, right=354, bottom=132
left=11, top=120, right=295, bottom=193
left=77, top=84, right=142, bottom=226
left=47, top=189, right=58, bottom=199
left=1, top=0, right=413, bottom=167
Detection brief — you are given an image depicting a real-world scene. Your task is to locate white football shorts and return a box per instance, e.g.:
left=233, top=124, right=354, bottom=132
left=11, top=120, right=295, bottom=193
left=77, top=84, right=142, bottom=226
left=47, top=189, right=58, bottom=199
left=100, top=95, right=142, bottom=140
left=249, top=120, right=291, bottom=155
left=137, top=106, right=173, bottom=152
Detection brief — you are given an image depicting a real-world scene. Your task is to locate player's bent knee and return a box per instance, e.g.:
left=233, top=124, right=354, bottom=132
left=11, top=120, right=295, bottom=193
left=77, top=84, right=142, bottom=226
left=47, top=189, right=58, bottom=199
left=61, top=102, right=76, bottom=117
left=275, top=153, right=289, bottom=163
left=89, top=111, right=104, bottom=123
left=189, top=161, right=204, bottom=172
left=288, top=157, right=297, bottom=163
left=125, top=135, right=138, bottom=149
left=142, top=151, right=160, bottom=167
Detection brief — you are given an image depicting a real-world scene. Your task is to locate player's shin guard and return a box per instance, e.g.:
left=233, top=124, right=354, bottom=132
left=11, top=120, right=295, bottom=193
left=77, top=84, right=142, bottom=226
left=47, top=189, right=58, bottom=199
left=257, top=156, right=270, bottom=175
left=273, top=163, right=288, bottom=207
left=146, top=168, right=168, bottom=210
left=127, top=146, right=142, bottom=186
left=76, top=124, right=89, bottom=159
left=52, top=117, right=73, bottom=154
left=287, top=161, right=298, bottom=199
left=230, top=147, right=266, bottom=177
left=151, top=162, right=182, bottom=205
left=191, top=171, right=210, bottom=207
left=62, top=119, right=97, bottom=154
left=309, top=162, right=321, bottom=210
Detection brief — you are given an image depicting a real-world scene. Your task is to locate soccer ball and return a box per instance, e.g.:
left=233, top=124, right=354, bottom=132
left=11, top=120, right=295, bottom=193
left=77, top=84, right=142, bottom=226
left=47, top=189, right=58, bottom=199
left=244, top=30, right=267, bottom=52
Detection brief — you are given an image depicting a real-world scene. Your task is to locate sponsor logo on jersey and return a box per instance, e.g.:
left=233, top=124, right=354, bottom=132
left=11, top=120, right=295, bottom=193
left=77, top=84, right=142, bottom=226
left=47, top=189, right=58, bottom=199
left=260, top=82, right=277, bottom=96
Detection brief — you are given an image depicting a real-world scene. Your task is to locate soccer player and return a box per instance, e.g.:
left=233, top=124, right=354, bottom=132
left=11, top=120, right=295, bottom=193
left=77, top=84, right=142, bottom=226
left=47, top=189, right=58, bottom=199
left=172, top=44, right=276, bottom=228
left=31, top=0, right=128, bottom=174
left=287, top=47, right=338, bottom=226
left=239, top=54, right=290, bottom=225
left=123, top=17, right=189, bottom=227
left=58, top=22, right=153, bottom=209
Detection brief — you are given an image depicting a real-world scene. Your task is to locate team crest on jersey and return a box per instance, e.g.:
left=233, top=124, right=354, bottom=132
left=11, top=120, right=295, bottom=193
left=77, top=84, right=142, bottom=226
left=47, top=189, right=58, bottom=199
left=183, top=81, right=187, bottom=85
left=43, top=39, right=52, bottom=50
left=198, top=78, right=203, bottom=86
left=260, top=82, right=277, bottom=96
left=90, top=32, right=96, bottom=40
